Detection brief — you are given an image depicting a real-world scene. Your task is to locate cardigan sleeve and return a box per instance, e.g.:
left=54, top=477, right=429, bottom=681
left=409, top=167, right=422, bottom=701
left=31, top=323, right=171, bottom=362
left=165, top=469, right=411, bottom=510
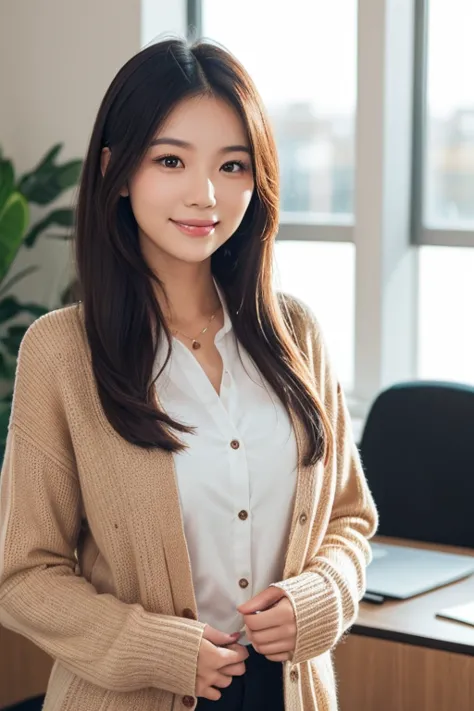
left=0, top=317, right=206, bottom=696
left=272, top=298, right=378, bottom=664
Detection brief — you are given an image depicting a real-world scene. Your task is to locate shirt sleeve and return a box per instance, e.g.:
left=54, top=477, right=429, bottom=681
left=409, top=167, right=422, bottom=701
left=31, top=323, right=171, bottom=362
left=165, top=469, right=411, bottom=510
left=271, top=298, right=378, bottom=664
left=0, top=316, right=206, bottom=696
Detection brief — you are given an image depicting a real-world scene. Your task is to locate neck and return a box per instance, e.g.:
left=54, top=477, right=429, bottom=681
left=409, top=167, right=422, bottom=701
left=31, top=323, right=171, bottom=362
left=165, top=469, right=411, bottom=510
left=152, top=259, right=221, bottom=331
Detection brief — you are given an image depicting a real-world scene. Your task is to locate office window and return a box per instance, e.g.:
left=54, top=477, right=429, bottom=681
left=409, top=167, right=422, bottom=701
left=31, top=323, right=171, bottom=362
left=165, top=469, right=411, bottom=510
left=274, top=241, right=355, bottom=389
left=418, top=246, right=474, bottom=384
left=201, top=1, right=357, bottom=391
left=418, top=1, right=474, bottom=384
left=201, top=0, right=357, bottom=219
left=425, top=0, right=474, bottom=227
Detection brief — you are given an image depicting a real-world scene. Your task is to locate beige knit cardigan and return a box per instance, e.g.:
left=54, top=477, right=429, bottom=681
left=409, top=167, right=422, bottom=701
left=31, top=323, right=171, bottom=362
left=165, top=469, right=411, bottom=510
left=0, top=298, right=377, bottom=711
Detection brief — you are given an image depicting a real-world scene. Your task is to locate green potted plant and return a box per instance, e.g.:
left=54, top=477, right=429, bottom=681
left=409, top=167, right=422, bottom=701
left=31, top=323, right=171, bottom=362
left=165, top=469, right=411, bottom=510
left=0, top=144, right=82, bottom=462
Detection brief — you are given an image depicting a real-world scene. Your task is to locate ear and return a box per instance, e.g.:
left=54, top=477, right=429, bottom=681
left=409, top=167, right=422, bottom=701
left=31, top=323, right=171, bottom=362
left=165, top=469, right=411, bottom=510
left=100, top=147, right=111, bottom=177
left=100, top=147, right=129, bottom=197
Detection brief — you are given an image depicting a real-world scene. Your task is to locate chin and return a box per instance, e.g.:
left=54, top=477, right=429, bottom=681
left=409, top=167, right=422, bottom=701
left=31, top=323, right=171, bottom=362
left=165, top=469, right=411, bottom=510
left=166, top=243, right=220, bottom=265
left=170, top=235, right=226, bottom=264
left=140, top=230, right=223, bottom=266
left=176, top=250, right=218, bottom=265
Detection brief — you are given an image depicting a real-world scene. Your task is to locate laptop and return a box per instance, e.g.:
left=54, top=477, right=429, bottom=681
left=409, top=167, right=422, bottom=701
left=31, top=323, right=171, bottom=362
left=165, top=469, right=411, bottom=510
left=366, top=542, right=474, bottom=599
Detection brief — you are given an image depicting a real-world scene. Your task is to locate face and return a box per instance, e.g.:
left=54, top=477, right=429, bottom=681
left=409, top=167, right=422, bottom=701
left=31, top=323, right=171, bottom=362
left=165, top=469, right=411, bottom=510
left=124, top=95, right=255, bottom=271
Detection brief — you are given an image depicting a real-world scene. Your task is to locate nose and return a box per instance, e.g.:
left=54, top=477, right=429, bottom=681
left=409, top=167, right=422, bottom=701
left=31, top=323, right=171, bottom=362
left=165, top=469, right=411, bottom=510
left=184, top=174, right=217, bottom=209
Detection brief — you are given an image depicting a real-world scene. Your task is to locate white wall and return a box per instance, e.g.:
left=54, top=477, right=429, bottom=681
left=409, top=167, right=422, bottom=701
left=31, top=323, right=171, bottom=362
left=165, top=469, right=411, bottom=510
left=0, top=0, right=186, bottom=307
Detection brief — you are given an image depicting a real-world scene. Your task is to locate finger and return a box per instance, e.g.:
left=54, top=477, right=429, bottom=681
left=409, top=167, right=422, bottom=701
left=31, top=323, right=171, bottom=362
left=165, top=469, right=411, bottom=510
left=253, top=637, right=295, bottom=655
left=237, top=588, right=285, bottom=616
left=201, top=686, right=221, bottom=701
left=220, top=661, right=247, bottom=677
left=251, top=623, right=295, bottom=646
left=224, top=643, right=250, bottom=659
left=265, top=652, right=292, bottom=662
left=244, top=599, right=291, bottom=632
left=215, top=646, right=248, bottom=668
left=213, top=672, right=234, bottom=689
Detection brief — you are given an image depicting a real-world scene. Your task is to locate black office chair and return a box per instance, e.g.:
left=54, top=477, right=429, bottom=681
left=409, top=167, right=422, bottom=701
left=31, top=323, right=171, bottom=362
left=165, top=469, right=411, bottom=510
left=359, top=381, right=474, bottom=549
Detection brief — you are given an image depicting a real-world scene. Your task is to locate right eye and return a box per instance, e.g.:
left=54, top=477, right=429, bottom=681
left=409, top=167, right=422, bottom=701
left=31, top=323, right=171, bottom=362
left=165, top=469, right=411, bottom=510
left=154, top=155, right=183, bottom=169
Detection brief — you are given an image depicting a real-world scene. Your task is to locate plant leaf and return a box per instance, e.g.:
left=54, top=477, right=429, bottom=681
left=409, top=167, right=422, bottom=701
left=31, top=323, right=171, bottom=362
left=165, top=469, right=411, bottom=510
left=20, top=303, right=49, bottom=318
left=17, top=146, right=83, bottom=205
left=23, top=207, right=75, bottom=247
left=0, top=296, right=23, bottom=322
left=0, top=193, right=29, bottom=283
left=0, top=351, right=12, bottom=379
left=0, top=159, right=14, bottom=215
left=56, top=162, right=83, bottom=192
left=16, top=143, right=63, bottom=193
left=38, top=143, right=63, bottom=169
left=1, top=324, right=30, bottom=357
left=0, top=403, right=12, bottom=446
left=0, top=265, right=37, bottom=299
left=0, top=295, right=48, bottom=323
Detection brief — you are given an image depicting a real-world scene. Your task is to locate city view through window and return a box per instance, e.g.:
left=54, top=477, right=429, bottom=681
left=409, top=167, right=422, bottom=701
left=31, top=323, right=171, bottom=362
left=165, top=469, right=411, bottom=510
left=203, top=0, right=474, bottom=388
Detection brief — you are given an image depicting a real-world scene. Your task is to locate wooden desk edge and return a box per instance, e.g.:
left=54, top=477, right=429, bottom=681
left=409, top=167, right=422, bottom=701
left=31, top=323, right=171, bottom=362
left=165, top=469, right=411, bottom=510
left=351, top=535, right=474, bottom=656
left=350, top=621, right=474, bottom=657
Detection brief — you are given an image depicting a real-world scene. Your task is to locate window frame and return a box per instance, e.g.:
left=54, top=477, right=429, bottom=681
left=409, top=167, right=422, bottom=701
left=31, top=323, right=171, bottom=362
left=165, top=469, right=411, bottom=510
left=188, top=0, right=355, bottom=247
left=189, top=0, right=474, bottom=420
left=412, top=0, right=474, bottom=247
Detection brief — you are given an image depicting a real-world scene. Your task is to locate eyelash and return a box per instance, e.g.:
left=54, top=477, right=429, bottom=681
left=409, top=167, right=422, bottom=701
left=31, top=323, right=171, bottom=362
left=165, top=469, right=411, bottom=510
left=153, top=154, right=250, bottom=174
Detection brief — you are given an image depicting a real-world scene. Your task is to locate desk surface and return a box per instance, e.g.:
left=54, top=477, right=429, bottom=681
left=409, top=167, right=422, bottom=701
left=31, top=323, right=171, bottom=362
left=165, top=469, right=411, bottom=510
left=354, top=536, right=474, bottom=655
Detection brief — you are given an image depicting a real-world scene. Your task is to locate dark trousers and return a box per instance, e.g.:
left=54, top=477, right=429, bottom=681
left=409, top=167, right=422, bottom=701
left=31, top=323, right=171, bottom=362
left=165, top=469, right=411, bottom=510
left=196, top=644, right=284, bottom=711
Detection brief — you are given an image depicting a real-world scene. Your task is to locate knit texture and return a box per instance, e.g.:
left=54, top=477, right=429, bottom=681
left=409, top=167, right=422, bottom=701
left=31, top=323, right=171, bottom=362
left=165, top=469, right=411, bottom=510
left=0, top=299, right=377, bottom=711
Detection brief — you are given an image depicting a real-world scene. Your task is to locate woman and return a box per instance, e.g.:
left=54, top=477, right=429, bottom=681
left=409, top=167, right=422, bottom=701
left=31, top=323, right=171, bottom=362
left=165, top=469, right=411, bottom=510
left=0, top=38, right=377, bottom=711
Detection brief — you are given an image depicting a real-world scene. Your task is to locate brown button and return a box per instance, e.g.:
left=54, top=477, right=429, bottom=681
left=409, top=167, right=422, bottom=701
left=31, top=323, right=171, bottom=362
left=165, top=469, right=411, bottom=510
left=290, top=668, right=299, bottom=682
left=230, top=439, right=240, bottom=450
left=299, top=512, right=308, bottom=525
left=239, top=578, right=249, bottom=589
left=182, top=608, right=196, bottom=620
left=182, top=696, right=195, bottom=708
left=238, top=510, right=248, bottom=520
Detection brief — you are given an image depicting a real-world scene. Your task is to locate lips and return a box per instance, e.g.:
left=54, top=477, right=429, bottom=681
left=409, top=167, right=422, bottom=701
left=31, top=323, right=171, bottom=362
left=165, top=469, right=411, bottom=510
left=170, top=219, right=219, bottom=238
left=171, top=219, right=218, bottom=227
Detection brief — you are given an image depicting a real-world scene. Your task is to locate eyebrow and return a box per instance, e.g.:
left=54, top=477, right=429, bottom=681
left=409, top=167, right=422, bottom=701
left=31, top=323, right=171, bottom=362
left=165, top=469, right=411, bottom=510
left=149, top=137, right=251, bottom=155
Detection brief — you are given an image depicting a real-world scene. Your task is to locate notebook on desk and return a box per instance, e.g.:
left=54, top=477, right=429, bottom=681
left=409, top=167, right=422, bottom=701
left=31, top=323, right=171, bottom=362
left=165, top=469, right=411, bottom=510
left=436, top=600, right=474, bottom=627
left=366, top=542, right=474, bottom=599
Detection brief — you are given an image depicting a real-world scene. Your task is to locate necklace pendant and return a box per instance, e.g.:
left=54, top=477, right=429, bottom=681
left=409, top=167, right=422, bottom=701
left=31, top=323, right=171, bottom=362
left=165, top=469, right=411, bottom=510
left=192, top=340, right=201, bottom=350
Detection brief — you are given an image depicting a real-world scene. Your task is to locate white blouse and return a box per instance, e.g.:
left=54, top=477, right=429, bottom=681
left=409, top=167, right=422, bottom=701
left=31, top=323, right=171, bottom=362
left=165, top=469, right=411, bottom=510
left=154, top=286, right=298, bottom=643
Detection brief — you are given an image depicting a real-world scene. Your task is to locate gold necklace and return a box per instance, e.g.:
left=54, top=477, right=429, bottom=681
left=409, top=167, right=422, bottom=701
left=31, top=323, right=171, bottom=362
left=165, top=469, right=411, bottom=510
left=172, top=308, right=220, bottom=350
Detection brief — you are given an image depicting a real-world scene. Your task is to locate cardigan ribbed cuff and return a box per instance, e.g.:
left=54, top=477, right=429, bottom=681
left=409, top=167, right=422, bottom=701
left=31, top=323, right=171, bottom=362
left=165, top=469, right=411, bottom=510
left=124, top=611, right=206, bottom=696
left=271, top=570, right=342, bottom=665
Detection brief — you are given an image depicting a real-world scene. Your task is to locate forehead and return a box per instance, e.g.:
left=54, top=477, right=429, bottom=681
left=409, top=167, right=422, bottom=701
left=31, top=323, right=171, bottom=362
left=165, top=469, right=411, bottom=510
left=155, top=95, right=249, bottom=147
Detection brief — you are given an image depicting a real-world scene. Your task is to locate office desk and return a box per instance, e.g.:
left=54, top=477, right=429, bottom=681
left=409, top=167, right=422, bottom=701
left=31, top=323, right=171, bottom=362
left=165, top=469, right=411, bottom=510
left=334, top=536, right=474, bottom=711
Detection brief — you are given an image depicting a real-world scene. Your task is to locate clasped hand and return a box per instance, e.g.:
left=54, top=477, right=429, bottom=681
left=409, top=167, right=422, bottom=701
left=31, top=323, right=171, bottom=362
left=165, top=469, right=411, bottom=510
left=237, top=586, right=297, bottom=662
left=195, top=587, right=297, bottom=701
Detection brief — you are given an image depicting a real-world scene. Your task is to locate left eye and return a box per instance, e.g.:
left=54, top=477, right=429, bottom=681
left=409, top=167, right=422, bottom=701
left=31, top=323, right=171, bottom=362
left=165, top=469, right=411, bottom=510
left=221, top=161, right=246, bottom=173
left=159, top=157, right=182, bottom=168
left=153, top=155, right=183, bottom=169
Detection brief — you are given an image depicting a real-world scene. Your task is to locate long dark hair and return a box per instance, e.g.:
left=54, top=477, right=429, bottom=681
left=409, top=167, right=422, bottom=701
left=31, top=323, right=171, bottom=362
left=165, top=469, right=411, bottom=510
left=75, top=37, right=331, bottom=467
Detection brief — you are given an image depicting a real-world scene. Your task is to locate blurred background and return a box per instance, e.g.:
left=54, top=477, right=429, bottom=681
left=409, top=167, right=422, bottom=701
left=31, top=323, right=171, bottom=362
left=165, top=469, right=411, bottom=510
left=1, top=1, right=473, bottom=710
left=1, top=0, right=473, bottom=438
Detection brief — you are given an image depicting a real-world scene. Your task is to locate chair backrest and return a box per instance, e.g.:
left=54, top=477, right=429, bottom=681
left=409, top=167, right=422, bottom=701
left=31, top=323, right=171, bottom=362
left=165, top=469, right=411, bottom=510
left=359, top=381, right=474, bottom=549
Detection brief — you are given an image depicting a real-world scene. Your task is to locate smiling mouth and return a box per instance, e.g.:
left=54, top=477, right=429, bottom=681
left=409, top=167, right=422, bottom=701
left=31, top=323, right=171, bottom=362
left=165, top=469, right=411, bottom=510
left=170, top=219, right=219, bottom=237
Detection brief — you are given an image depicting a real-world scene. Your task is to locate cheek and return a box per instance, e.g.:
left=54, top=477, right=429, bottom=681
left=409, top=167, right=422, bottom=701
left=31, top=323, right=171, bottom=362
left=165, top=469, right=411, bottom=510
left=221, top=184, right=254, bottom=221
left=128, top=170, right=174, bottom=221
